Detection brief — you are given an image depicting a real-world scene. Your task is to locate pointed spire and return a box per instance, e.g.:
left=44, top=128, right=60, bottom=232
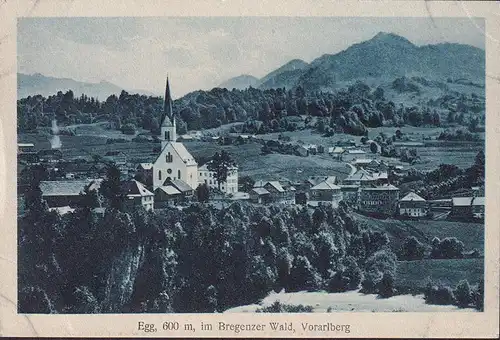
left=161, top=75, right=174, bottom=127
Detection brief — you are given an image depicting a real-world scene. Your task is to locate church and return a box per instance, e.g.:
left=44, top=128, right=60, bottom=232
left=152, top=78, right=199, bottom=191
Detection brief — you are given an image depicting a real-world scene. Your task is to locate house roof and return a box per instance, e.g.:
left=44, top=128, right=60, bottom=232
left=452, top=196, right=485, bottom=206
left=472, top=197, right=485, bottom=206
left=165, top=178, right=193, bottom=193
left=40, top=179, right=98, bottom=197
left=48, top=206, right=75, bottom=215
left=138, top=163, right=153, bottom=170
left=371, top=171, right=388, bottom=180
left=362, top=184, right=399, bottom=191
left=253, top=180, right=267, bottom=188
left=157, top=185, right=181, bottom=196
left=18, top=143, right=34, bottom=147
left=251, top=187, right=270, bottom=195
left=121, top=180, right=153, bottom=197
left=400, top=192, right=426, bottom=202
left=348, top=149, right=366, bottom=154
left=311, top=181, right=341, bottom=190
left=265, top=181, right=285, bottom=193
left=345, top=169, right=374, bottom=182
left=354, top=158, right=374, bottom=164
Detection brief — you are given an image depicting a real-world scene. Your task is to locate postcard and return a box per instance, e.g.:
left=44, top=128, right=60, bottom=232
left=0, top=0, right=498, bottom=337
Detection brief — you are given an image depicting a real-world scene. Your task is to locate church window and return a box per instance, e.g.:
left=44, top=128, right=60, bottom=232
left=158, top=170, right=162, bottom=180
left=167, top=176, right=171, bottom=182
left=166, top=152, right=173, bottom=163
left=165, top=131, right=170, bottom=140
left=167, top=168, right=172, bottom=174
left=178, top=170, right=181, bottom=179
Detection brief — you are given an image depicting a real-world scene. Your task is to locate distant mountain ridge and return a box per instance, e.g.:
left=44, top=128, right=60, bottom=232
left=18, top=73, right=156, bottom=99
left=219, top=32, right=484, bottom=92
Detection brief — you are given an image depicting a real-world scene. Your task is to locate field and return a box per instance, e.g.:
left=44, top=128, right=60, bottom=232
left=353, top=213, right=484, bottom=252
left=395, top=258, right=484, bottom=290
left=184, top=140, right=351, bottom=182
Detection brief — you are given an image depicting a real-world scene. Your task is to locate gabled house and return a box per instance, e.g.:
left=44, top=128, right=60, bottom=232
left=399, top=192, right=428, bottom=218
left=309, top=181, right=342, bottom=207
left=451, top=196, right=485, bottom=219
left=121, top=179, right=154, bottom=211
left=154, top=185, right=183, bottom=208
left=249, top=187, right=271, bottom=204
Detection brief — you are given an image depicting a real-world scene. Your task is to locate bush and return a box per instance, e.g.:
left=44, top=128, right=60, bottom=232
left=430, top=237, right=464, bottom=259
left=454, top=279, right=472, bottom=308
left=424, top=283, right=455, bottom=305
left=121, top=123, right=136, bottom=135
left=256, top=301, right=314, bottom=313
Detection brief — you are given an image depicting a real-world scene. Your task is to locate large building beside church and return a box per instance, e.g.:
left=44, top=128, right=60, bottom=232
left=152, top=78, right=199, bottom=190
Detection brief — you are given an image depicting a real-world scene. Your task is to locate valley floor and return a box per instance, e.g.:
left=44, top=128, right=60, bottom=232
left=223, top=290, right=477, bottom=313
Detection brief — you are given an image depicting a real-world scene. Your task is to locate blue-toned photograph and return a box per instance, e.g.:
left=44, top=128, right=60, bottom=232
left=17, top=17, right=485, bottom=313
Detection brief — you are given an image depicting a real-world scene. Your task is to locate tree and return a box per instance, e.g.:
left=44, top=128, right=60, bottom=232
left=370, top=141, right=379, bottom=154
left=196, top=183, right=210, bottom=202
left=207, top=151, right=236, bottom=190
left=239, top=176, right=255, bottom=192
left=100, top=164, right=124, bottom=210
left=454, top=280, right=472, bottom=307
left=399, top=236, right=426, bottom=260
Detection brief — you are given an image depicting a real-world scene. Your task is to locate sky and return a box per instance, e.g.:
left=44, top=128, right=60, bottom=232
left=18, top=17, right=485, bottom=98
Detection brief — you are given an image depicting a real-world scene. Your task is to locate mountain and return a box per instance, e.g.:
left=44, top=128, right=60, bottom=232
left=219, top=59, right=308, bottom=91
left=17, top=73, right=156, bottom=99
left=219, top=32, right=484, bottom=93
left=218, top=74, right=259, bottom=90
left=258, top=59, right=309, bottom=89
left=295, top=32, right=484, bottom=92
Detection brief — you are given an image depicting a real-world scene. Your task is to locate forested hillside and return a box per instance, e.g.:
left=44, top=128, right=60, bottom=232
left=17, top=77, right=484, bottom=137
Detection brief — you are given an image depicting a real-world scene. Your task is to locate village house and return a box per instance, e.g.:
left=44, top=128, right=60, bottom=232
left=18, top=143, right=39, bottom=163
left=39, top=179, right=101, bottom=208
left=198, top=161, right=239, bottom=194
left=359, top=184, right=400, bottom=216
left=451, top=196, right=485, bottom=220
left=249, top=187, right=271, bottom=204
left=154, top=185, right=183, bottom=208
left=398, top=192, right=428, bottom=218
left=121, top=179, right=154, bottom=211
left=329, top=146, right=345, bottom=160
left=253, top=181, right=295, bottom=204
left=308, top=181, right=342, bottom=207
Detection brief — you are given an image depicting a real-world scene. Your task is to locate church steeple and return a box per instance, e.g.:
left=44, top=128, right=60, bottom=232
left=160, top=76, right=176, bottom=148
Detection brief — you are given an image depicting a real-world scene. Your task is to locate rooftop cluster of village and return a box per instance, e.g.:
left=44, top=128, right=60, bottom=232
left=17, top=79, right=485, bottom=223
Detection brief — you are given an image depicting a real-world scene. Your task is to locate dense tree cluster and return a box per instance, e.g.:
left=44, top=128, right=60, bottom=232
left=392, top=151, right=485, bottom=200
left=424, top=279, right=483, bottom=310
left=19, top=186, right=400, bottom=313
left=18, top=77, right=483, bottom=137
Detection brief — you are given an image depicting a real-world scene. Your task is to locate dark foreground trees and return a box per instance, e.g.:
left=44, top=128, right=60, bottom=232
left=19, top=200, right=406, bottom=313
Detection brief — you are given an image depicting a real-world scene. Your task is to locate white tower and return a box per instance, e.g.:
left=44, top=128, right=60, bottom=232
left=160, top=77, right=176, bottom=150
